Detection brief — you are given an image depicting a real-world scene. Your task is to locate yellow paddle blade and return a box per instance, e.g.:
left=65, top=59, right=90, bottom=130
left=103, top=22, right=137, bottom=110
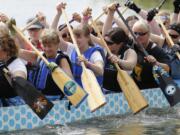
left=81, top=68, right=106, bottom=112
left=52, top=67, right=87, bottom=107
left=117, top=69, right=148, bottom=114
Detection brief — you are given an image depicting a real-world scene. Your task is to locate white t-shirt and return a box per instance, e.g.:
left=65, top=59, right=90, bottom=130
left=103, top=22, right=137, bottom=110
left=8, top=58, right=27, bottom=77
left=66, top=43, right=104, bottom=65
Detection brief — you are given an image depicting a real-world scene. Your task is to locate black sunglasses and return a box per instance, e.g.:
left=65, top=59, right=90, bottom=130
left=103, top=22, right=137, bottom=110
left=105, top=39, right=114, bottom=45
left=62, top=33, right=70, bottom=38
left=134, top=32, right=148, bottom=36
left=169, top=34, right=179, bottom=39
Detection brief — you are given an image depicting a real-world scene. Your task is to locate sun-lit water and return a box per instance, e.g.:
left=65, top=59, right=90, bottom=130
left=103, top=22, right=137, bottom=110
left=0, top=0, right=178, bottom=134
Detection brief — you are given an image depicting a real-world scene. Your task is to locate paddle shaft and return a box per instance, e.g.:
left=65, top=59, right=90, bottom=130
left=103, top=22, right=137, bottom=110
left=156, top=0, right=166, bottom=10
left=158, top=18, right=180, bottom=60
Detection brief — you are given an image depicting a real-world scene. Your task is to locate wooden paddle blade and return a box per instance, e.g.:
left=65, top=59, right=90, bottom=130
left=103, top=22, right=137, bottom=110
left=12, top=77, right=54, bottom=119
left=153, top=65, right=180, bottom=106
left=117, top=69, right=148, bottom=114
left=81, top=68, right=106, bottom=112
left=51, top=67, right=88, bottom=107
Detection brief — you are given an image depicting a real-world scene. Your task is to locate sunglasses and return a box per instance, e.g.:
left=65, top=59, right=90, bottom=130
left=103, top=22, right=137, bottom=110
left=134, top=32, right=148, bottom=36
left=169, top=34, right=179, bottom=39
left=105, top=39, right=114, bottom=45
left=62, top=33, right=70, bottom=38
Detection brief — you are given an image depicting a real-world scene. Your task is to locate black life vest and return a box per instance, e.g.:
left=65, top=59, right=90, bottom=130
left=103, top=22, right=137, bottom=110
left=103, top=45, right=129, bottom=92
left=0, top=57, right=17, bottom=98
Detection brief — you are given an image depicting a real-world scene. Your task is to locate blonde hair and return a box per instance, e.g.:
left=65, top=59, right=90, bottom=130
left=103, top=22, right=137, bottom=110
left=40, top=29, right=60, bottom=45
left=133, top=19, right=150, bottom=32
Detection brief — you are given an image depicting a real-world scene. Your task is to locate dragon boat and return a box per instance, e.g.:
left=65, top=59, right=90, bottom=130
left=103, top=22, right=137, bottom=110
left=0, top=80, right=179, bottom=132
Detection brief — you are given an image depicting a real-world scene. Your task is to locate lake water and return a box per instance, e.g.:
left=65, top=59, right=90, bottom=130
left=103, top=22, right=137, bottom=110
left=0, top=0, right=178, bottom=135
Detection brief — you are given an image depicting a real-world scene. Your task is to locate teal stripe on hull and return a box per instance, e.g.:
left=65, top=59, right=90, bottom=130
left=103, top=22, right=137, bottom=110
left=0, top=87, right=174, bottom=132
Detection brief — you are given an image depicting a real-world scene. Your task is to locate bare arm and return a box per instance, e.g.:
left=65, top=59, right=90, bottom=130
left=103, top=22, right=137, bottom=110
left=19, top=49, right=37, bottom=63
left=119, top=49, right=137, bottom=71
left=51, top=2, right=65, bottom=30
left=60, top=58, right=73, bottom=79
left=102, top=8, right=114, bottom=37
left=150, top=33, right=165, bottom=48
left=13, top=71, right=27, bottom=79
left=113, top=16, right=129, bottom=34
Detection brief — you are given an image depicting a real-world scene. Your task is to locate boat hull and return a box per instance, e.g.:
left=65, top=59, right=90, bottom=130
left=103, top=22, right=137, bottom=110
left=1, top=87, right=176, bottom=132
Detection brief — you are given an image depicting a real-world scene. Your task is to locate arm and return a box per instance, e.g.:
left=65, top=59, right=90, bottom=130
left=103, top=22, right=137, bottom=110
left=19, top=49, right=37, bottom=63
left=113, top=17, right=129, bottom=34
left=171, top=0, right=180, bottom=24
left=86, top=60, right=104, bottom=76
left=13, top=71, right=27, bottom=79
left=36, top=12, right=49, bottom=28
left=102, top=5, right=115, bottom=37
left=79, top=51, right=104, bottom=76
left=109, top=48, right=137, bottom=71
left=120, top=49, right=137, bottom=71
left=51, top=2, right=66, bottom=30
left=60, top=58, right=73, bottom=79
left=150, top=33, right=165, bottom=48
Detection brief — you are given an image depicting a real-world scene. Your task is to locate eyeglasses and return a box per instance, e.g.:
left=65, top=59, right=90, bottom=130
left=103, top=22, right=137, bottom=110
left=28, top=28, right=41, bottom=32
left=169, top=34, right=179, bottom=39
left=105, top=39, right=114, bottom=45
left=62, top=33, right=70, bottom=38
left=134, top=32, right=148, bottom=36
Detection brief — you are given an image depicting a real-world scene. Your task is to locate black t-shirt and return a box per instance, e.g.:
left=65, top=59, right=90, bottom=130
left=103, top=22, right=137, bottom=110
left=132, top=42, right=171, bottom=89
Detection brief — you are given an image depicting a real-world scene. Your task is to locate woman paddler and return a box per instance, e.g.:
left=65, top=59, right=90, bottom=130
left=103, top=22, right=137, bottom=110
left=132, top=20, right=171, bottom=89
left=0, top=22, right=27, bottom=106
left=51, top=3, right=105, bottom=88
left=19, top=29, right=73, bottom=101
left=102, top=3, right=137, bottom=92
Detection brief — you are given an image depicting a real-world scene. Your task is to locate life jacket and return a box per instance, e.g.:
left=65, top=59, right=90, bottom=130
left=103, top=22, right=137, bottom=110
left=103, top=45, right=129, bottom=92
left=162, top=42, right=180, bottom=79
left=27, top=51, right=71, bottom=96
left=71, top=44, right=105, bottom=87
left=0, top=57, right=17, bottom=98
left=170, top=58, right=180, bottom=79
left=132, top=42, right=171, bottom=89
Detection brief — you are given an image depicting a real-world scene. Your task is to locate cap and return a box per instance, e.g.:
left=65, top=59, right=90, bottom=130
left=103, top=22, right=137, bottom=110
left=26, top=17, right=44, bottom=30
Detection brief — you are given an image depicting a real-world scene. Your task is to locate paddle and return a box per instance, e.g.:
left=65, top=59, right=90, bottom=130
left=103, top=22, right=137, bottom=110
left=62, top=8, right=106, bottom=112
left=2, top=68, right=53, bottom=119
left=157, top=18, right=180, bottom=60
left=91, top=18, right=148, bottom=114
left=156, top=0, right=166, bottom=11
left=8, top=20, right=88, bottom=108
left=116, top=8, right=180, bottom=106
